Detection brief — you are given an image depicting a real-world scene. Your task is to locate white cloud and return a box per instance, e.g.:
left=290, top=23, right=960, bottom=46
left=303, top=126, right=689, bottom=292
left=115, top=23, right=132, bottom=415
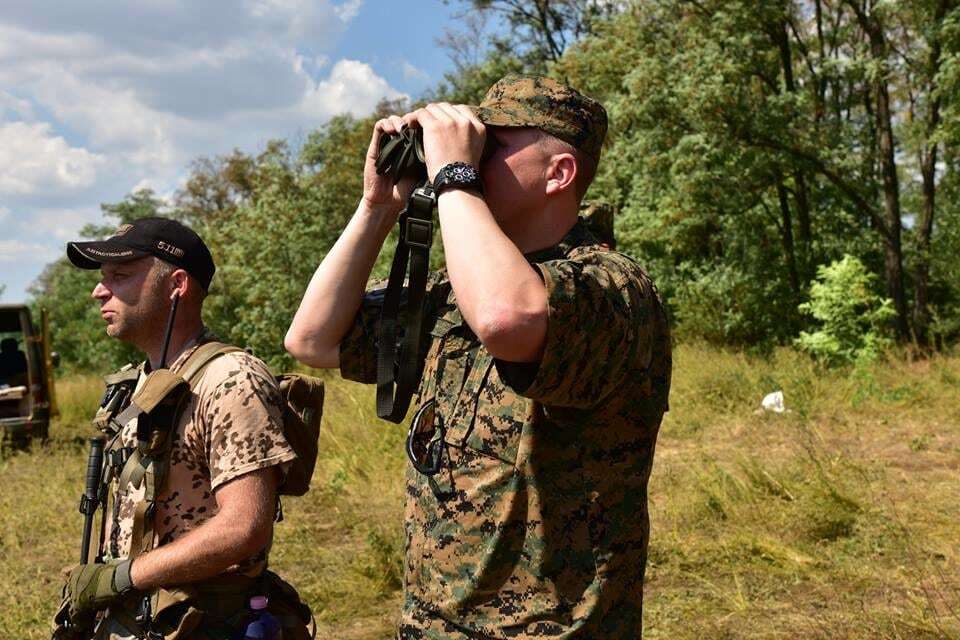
left=0, top=0, right=411, bottom=302
left=0, top=122, right=105, bottom=195
left=334, top=0, right=364, bottom=22
left=24, top=206, right=104, bottom=240
left=0, top=240, right=59, bottom=264
left=401, top=60, right=430, bottom=83
left=0, top=91, right=34, bottom=121
left=302, top=59, right=407, bottom=117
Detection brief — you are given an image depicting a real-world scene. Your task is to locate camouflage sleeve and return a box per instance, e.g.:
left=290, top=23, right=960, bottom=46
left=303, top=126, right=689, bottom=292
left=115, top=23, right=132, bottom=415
left=200, top=353, right=296, bottom=490
left=339, top=285, right=386, bottom=384
left=500, top=252, right=658, bottom=408
left=339, top=273, right=448, bottom=384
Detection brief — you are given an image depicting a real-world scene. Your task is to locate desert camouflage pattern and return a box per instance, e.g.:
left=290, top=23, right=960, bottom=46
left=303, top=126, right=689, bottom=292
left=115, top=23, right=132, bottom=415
left=104, top=337, right=295, bottom=576
left=474, top=74, right=608, bottom=161
left=341, top=221, right=672, bottom=639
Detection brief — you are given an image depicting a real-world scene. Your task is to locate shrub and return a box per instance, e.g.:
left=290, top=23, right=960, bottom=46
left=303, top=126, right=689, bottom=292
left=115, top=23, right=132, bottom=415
left=795, top=255, right=895, bottom=365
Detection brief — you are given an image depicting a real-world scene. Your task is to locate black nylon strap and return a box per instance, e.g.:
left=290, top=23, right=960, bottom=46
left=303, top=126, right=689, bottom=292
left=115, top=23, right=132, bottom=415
left=376, top=184, right=436, bottom=422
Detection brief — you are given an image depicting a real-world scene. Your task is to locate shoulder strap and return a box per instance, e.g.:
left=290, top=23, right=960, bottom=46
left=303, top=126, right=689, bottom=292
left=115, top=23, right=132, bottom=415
left=178, top=341, right=244, bottom=389
left=376, top=183, right=436, bottom=423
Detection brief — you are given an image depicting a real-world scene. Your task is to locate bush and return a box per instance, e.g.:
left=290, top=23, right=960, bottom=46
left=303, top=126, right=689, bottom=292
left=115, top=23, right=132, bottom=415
left=795, top=255, right=896, bottom=365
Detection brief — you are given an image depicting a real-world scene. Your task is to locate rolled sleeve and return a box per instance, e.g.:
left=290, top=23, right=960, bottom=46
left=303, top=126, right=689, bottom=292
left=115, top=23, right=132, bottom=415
left=502, top=254, right=650, bottom=408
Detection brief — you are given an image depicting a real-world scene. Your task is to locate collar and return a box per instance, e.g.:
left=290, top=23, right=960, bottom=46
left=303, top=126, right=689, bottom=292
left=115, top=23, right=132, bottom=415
left=144, top=326, right=217, bottom=374
left=522, top=218, right=601, bottom=264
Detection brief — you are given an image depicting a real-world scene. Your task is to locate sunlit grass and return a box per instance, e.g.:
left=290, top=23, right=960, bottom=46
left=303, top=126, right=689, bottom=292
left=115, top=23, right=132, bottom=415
left=1, top=345, right=958, bottom=639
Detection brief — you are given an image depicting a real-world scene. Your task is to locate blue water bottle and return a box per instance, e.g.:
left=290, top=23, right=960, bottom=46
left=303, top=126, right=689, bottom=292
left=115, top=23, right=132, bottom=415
left=243, top=595, right=282, bottom=640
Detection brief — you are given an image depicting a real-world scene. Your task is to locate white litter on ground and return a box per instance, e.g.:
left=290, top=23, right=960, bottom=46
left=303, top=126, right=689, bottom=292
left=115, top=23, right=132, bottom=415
left=761, top=390, right=786, bottom=413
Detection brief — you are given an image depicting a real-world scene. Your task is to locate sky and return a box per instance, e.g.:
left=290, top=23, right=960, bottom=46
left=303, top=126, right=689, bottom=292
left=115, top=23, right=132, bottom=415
left=0, top=0, right=475, bottom=302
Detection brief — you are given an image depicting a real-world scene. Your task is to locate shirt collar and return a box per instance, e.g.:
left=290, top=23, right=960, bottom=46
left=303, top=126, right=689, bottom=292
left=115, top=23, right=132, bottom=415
left=523, top=217, right=600, bottom=264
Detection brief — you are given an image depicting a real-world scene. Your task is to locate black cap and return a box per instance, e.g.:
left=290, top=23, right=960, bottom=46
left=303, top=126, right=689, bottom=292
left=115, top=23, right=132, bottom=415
left=67, top=217, right=216, bottom=291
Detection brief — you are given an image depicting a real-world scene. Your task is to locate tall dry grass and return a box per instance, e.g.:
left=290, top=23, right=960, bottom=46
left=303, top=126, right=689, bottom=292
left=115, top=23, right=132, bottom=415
left=0, top=345, right=957, bottom=639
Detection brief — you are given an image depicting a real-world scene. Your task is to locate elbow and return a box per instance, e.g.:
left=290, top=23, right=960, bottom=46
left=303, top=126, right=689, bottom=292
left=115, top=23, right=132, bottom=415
left=283, top=328, right=308, bottom=361
left=474, top=304, right=547, bottom=362
left=284, top=328, right=337, bottom=369
left=231, top=519, right=273, bottom=561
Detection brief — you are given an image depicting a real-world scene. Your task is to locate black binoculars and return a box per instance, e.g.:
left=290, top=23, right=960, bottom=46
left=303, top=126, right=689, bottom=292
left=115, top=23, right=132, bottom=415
left=375, top=127, right=499, bottom=185
left=376, top=128, right=427, bottom=185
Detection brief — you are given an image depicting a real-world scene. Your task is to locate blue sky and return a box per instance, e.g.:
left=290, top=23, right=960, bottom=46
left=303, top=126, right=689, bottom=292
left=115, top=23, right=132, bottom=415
left=0, top=0, right=487, bottom=302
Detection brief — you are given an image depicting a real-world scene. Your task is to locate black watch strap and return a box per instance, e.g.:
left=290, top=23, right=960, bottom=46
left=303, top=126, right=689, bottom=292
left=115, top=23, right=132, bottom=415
left=433, top=162, right=483, bottom=196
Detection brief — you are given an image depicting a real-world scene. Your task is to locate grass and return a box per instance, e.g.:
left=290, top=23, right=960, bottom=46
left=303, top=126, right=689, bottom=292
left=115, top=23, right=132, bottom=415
left=1, top=344, right=958, bottom=639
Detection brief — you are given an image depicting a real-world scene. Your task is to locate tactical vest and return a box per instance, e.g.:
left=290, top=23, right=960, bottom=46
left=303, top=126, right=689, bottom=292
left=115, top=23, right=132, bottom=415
left=91, top=342, right=320, bottom=639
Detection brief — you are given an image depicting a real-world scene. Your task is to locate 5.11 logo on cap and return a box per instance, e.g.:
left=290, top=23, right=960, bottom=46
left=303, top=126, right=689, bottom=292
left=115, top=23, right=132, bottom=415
left=157, top=240, right=185, bottom=258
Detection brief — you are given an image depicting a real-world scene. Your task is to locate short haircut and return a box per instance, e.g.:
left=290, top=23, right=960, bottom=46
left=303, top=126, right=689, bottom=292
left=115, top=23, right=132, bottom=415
left=536, top=132, right=598, bottom=202
left=151, top=257, right=207, bottom=300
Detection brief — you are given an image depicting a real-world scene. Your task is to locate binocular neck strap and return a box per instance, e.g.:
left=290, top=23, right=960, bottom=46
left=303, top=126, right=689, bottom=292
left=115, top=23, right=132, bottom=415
left=376, top=184, right=436, bottom=423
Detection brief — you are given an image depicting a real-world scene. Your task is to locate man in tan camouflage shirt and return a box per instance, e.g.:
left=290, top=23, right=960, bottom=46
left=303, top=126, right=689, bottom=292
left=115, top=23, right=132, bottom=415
left=59, top=217, right=296, bottom=638
left=287, top=75, right=672, bottom=638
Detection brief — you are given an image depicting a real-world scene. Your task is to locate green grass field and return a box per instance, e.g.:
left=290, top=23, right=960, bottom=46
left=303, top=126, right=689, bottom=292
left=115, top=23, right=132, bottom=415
left=1, top=344, right=958, bottom=639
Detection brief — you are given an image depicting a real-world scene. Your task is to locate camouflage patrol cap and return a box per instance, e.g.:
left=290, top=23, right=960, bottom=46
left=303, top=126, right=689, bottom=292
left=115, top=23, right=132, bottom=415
left=474, top=75, right=608, bottom=161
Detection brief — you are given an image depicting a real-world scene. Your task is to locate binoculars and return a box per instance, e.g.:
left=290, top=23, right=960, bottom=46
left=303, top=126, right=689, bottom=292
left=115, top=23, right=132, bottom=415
left=375, top=127, right=499, bottom=185
left=376, top=128, right=427, bottom=185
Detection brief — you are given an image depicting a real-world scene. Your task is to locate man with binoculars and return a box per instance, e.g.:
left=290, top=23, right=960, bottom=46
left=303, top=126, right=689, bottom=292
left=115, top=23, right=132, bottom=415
left=286, top=75, right=672, bottom=639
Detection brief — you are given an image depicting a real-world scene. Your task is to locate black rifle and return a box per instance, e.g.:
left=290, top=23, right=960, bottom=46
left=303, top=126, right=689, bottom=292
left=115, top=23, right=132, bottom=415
left=79, top=436, right=106, bottom=564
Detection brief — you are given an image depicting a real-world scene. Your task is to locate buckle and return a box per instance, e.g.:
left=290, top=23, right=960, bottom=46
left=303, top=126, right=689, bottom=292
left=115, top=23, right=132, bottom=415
left=405, top=217, right=433, bottom=249
left=79, top=494, right=98, bottom=515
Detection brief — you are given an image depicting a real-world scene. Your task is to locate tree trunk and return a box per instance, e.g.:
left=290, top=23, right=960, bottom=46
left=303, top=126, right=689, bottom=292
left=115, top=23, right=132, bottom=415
left=776, top=175, right=801, bottom=296
left=848, top=0, right=910, bottom=339
left=913, top=0, right=948, bottom=342
left=774, top=16, right=813, bottom=279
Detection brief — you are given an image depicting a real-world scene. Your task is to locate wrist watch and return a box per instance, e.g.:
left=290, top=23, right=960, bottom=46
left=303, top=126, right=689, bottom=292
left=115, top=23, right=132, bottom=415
left=433, top=162, right=483, bottom=196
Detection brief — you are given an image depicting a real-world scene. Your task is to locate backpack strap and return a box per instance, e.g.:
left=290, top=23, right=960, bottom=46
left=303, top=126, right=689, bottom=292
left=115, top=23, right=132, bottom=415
left=178, top=341, right=244, bottom=388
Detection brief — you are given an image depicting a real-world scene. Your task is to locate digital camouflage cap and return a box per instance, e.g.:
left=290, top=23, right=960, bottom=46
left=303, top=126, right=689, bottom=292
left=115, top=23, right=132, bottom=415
left=474, top=74, right=608, bottom=161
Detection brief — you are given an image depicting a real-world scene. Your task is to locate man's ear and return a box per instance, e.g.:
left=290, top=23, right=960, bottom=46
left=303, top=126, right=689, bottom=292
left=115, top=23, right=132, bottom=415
left=171, top=269, right=190, bottom=300
left=545, top=153, right=578, bottom=197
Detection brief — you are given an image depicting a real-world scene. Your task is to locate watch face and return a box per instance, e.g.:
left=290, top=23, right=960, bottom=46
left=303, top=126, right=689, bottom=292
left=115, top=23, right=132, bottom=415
left=438, top=162, right=481, bottom=192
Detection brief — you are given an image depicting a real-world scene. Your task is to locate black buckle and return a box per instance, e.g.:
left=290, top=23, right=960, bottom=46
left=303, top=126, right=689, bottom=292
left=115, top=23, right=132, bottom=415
left=79, top=494, right=98, bottom=515
left=108, top=447, right=133, bottom=470
left=405, top=217, right=433, bottom=249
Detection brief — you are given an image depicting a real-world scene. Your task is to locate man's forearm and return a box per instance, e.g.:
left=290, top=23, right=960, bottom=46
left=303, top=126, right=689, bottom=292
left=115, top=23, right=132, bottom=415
left=129, top=468, right=277, bottom=590
left=128, top=511, right=267, bottom=590
left=437, top=190, right=547, bottom=362
left=285, top=200, right=397, bottom=367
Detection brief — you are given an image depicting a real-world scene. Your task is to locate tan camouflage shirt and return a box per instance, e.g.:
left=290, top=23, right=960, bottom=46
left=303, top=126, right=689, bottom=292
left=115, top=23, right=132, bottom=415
left=340, top=220, right=672, bottom=639
left=104, top=336, right=295, bottom=575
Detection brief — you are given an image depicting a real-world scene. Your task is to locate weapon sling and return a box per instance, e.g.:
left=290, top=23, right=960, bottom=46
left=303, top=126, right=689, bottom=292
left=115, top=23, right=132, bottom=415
left=375, top=184, right=436, bottom=423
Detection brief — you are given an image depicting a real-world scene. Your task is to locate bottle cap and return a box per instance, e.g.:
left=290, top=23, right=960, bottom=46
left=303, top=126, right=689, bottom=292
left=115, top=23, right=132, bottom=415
left=250, top=595, right=269, bottom=610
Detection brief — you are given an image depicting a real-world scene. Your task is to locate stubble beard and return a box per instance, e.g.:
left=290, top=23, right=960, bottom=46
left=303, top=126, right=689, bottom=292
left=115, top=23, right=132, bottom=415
left=105, top=289, right=167, bottom=353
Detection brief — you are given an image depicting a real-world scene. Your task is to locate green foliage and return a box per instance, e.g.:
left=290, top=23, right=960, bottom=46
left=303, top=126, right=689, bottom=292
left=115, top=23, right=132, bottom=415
left=795, top=255, right=896, bottom=365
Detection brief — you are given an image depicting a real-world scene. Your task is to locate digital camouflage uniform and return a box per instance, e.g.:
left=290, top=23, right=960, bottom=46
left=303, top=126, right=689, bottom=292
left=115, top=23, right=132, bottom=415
left=340, top=219, right=672, bottom=639
left=96, top=334, right=296, bottom=639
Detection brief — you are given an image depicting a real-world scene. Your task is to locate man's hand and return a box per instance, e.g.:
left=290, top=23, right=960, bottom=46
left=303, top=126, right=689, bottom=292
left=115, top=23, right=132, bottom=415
left=403, top=103, right=486, bottom=182
left=362, top=114, right=418, bottom=215
left=64, top=558, right=134, bottom=620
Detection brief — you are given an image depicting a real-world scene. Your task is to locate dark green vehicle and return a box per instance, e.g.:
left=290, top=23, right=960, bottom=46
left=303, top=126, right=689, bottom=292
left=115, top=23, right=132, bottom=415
left=0, top=304, right=58, bottom=443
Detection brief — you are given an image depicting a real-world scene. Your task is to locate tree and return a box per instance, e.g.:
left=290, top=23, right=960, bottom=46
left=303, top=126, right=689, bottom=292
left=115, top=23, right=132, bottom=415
left=555, top=0, right=960, bottom=345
